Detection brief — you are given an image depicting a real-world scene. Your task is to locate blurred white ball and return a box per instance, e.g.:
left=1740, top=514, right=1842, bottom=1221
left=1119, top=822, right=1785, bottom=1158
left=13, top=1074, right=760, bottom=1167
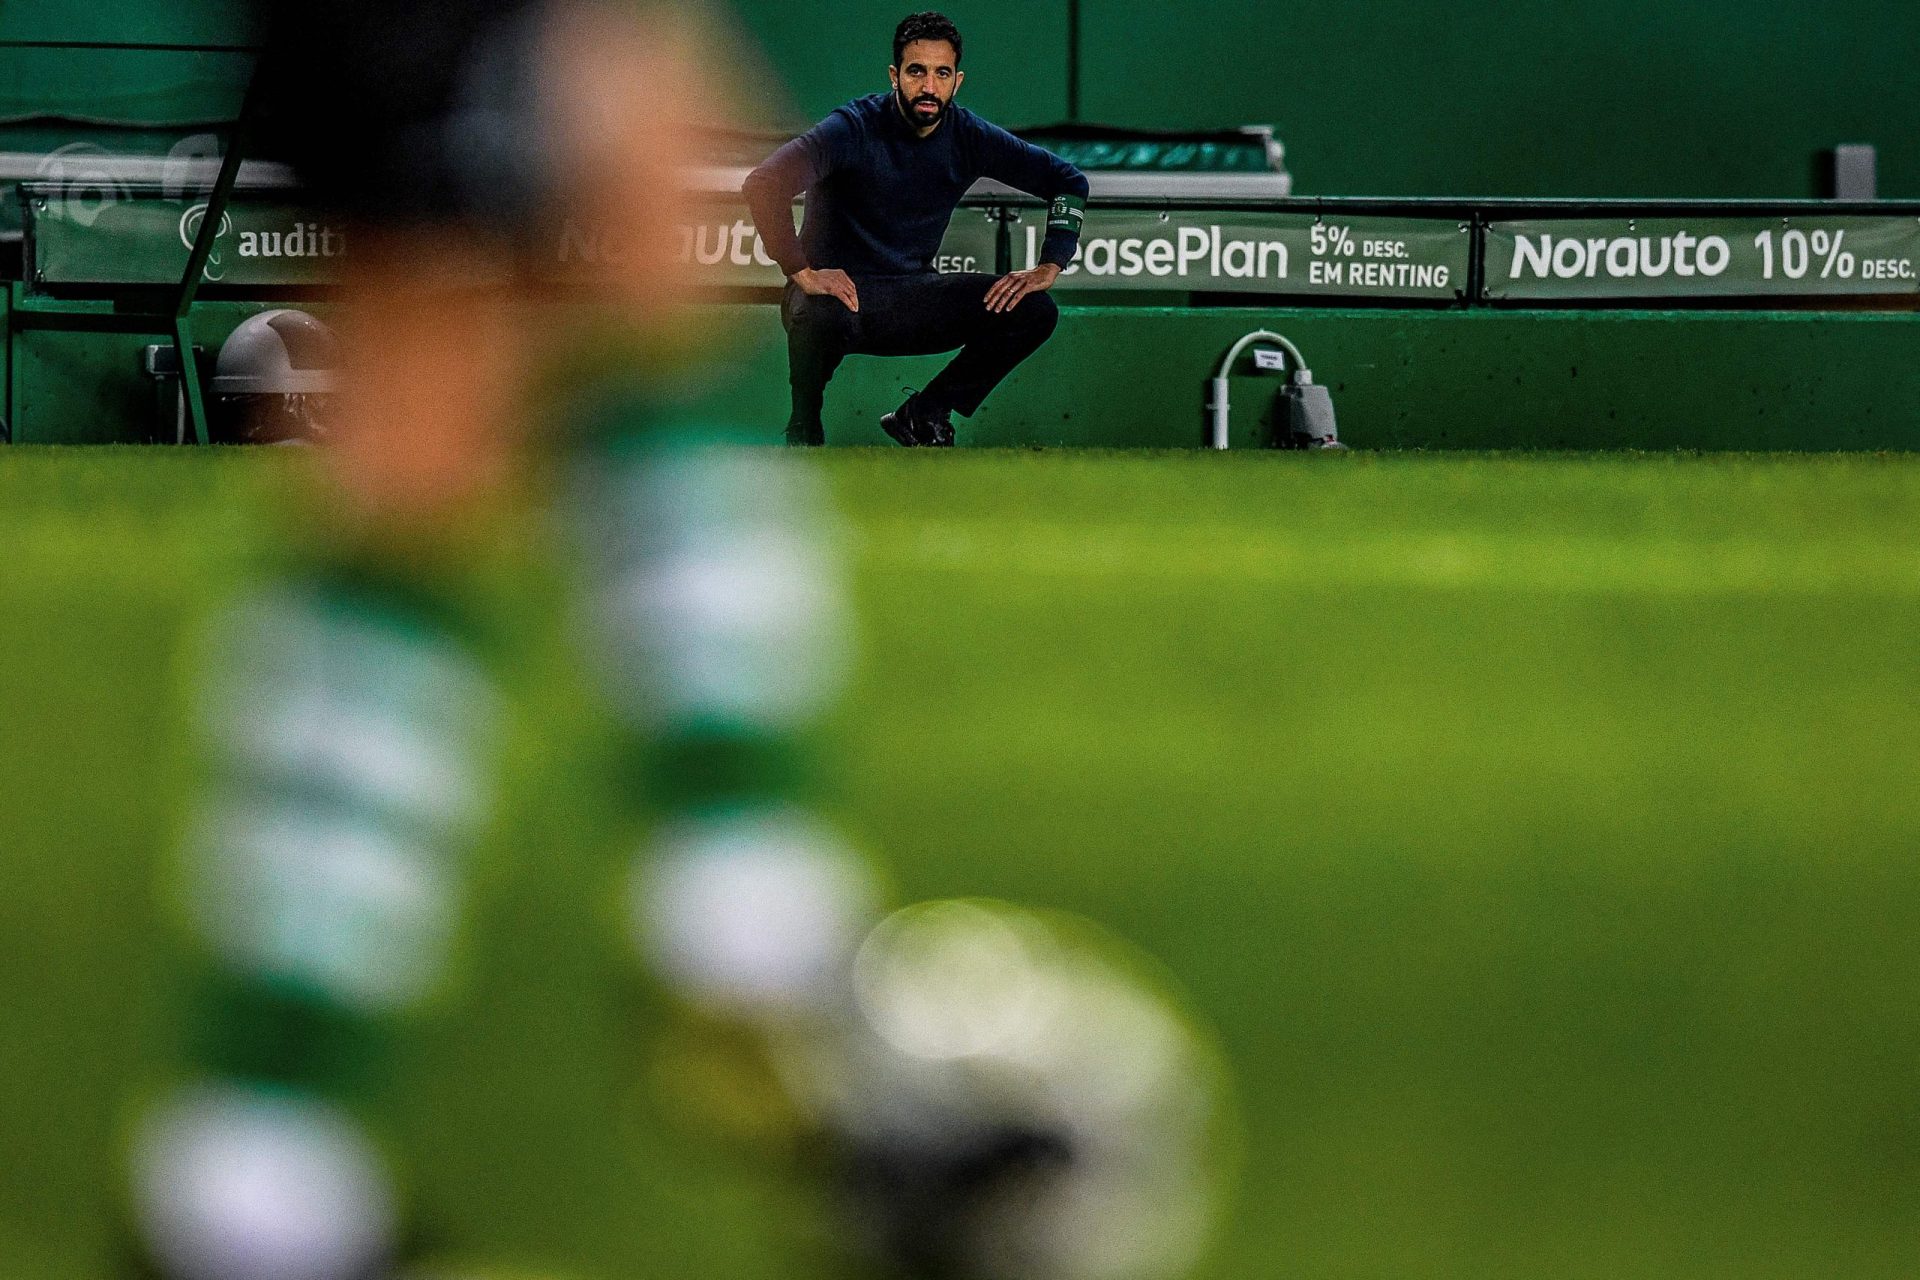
left=133, top=1084, right=397, bottom=1280
left=638, top=809, right=880, bottom=1014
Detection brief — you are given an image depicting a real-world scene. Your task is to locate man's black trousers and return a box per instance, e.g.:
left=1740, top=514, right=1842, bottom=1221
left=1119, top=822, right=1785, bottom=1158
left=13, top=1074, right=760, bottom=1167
left=780, top=271, right=1060, bottom=445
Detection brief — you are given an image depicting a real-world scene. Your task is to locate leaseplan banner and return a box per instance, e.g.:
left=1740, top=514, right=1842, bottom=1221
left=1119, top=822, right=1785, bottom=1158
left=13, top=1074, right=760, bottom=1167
left=1486, top=217, right=1920, bottom=301
left=1012, top=211, right=1470, bottom=299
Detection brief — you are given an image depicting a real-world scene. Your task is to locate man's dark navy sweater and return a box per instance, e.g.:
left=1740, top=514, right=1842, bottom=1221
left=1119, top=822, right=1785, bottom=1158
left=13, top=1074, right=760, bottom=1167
left=743, top=92, right=1089, bottom=278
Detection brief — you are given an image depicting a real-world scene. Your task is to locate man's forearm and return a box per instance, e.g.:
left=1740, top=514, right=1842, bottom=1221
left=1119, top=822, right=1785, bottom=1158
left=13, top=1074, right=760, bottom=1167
left=1038, top=188, right=1087, bottom=268
left=742, top=139, right=816, bottom=277
left=978, top=125, right=1089, bottom=269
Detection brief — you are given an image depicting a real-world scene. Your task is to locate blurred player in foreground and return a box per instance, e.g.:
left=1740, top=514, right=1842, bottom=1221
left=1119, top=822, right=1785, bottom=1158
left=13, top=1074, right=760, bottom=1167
left=123, top=4, right=1228, bottom=1280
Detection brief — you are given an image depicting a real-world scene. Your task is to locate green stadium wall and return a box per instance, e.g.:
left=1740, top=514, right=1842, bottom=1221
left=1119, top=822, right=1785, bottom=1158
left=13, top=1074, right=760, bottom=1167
left=2, top=0, right=1916, bottom=198
left=0, top=0, right=249, bottom=126
left=0, top=288, right=10, bottom=442
left=9, top=303, right=1918, bottom=450
left=708, top=306, right=1920, bottom=451
left=5, top=299, right=281, bottom=445
left=735, top=0, right=1918, bottom=199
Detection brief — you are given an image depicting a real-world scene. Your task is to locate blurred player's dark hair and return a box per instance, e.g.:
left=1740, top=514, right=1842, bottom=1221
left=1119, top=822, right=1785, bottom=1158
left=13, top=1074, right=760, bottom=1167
left=250, top=0, right=559, bottom=233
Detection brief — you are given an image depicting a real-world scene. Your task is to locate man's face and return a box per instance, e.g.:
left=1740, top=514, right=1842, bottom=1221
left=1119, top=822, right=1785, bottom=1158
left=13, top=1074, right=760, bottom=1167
left=889, top=39, right=962, bottom=130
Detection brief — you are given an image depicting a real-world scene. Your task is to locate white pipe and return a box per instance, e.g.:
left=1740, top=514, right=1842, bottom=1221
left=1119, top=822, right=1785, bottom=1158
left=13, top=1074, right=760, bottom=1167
left=1209, top=330, right=1307, bottom=451
left=1214, top=330, right=1306, bottom=382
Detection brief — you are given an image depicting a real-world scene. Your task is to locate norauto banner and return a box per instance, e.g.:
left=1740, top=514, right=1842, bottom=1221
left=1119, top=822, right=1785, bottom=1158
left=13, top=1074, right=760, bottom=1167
left=1485, top=217, right=1920, bottom=301
left=1011, top=209, right=1470, bottom=299
left=555, top=203, right=1002, bottom=286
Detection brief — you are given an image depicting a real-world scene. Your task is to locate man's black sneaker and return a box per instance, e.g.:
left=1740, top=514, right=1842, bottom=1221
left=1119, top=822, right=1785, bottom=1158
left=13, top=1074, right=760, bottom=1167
left=926, top=410, right=955, bottom=447
left=879, top=390, right=954, bottom=448
left=786, top=418, right=826, bottom=447
left=877, top=404, right=922, bottom=447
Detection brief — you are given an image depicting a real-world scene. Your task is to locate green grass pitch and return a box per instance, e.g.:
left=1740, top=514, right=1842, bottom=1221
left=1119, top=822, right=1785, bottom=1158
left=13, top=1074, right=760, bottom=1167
left=1, top=448, right=1917, bottom=1279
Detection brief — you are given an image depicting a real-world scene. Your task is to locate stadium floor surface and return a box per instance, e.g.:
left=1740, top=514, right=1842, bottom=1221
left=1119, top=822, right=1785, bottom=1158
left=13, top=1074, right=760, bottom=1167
left=2, top=448, right=1917, bottom=1278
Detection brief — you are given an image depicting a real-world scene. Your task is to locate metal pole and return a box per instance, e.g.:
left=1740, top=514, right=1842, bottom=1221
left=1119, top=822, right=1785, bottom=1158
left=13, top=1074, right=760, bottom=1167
left=171, top=65, right=261, bottom=444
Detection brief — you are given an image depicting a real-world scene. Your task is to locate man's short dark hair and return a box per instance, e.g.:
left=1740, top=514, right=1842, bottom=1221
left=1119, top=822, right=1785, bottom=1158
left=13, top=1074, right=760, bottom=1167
left=893, top=12, right=962, bottom=67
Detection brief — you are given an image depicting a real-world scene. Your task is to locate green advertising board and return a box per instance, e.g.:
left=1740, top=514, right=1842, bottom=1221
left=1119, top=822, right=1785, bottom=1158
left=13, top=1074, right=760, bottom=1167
left=29, top=193, right=1472, bottom=301
left=1485, top=216, right=1920, bottom=301
left=554, top=202, right=1002, bottom=288
left=1009, top=210, right=1471, bottom=299
left=24, top=191, right=1004, bottom=291
left=28, top=189, right=1917, bottom=308
left=27, top=193, right=341, bottom=287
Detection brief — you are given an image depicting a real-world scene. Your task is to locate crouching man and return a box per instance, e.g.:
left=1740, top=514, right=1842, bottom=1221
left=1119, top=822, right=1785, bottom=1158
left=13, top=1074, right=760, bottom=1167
left=743, top=10, right=1088, bottom=446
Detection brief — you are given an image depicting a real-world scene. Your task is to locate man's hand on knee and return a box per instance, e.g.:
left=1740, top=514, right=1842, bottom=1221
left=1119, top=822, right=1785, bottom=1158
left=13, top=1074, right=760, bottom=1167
left=984, top=263, right=1062, bottom=313
left=792, top=268, right=861, bottom=314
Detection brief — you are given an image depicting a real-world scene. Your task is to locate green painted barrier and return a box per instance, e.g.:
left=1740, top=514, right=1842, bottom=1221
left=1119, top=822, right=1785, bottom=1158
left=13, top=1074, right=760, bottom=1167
left=686, top=305, right=1920, bottom=452
left=8, top=299, right=1920, bottom=450
left=5, top=288, right=279, bottom=444
left=14, top=185, right=1920, bottom=450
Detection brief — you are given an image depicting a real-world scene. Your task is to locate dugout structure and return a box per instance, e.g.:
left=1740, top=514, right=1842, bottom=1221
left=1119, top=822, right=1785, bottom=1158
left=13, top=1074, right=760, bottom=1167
left=0, top=21, right=270, bottom=445
left=3, top=21, right=1920, bottom=449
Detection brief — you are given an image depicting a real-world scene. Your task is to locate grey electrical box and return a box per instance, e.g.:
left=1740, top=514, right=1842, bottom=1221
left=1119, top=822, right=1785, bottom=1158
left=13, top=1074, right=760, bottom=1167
left=1819, top=145, right=1877, bottom=200
left=141, top=343, right=213, bottom=445
left=1279, top=373, right=1340, bottom=449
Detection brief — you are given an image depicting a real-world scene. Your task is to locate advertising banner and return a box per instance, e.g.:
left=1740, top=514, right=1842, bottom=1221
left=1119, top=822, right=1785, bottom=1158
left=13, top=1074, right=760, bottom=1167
left=553, top=204, right=1002, bottom=287
left=29, top=190, right=1917, bottom=308
left=28, top=194, right=343, bottom=287
left=1485, top=216, right=1920, bottom=301
left=26, top=192, right=1002, bottom=289
left=1010, top=209, right=1471, bottom=299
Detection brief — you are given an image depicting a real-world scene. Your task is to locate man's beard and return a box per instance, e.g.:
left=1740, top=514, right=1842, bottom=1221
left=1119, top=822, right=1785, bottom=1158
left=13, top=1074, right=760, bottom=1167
left=896, top=87, right=946, bottom=127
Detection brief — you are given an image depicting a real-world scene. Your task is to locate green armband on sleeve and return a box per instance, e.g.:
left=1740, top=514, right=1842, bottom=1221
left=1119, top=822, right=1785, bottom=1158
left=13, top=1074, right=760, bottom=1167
left=1047, top=194, right=1087, bottom=234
